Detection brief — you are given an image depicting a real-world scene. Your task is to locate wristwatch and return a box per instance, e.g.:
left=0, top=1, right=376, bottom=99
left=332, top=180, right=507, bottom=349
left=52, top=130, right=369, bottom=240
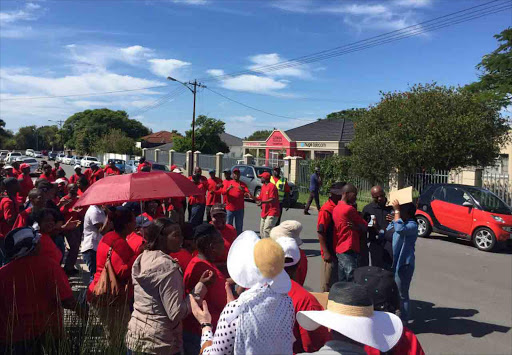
left=201, top=323, right=212, bottom=329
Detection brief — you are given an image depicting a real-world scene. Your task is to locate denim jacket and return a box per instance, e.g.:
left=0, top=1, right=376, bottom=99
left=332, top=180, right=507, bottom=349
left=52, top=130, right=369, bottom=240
left=387, top=218, right=418, bottom=272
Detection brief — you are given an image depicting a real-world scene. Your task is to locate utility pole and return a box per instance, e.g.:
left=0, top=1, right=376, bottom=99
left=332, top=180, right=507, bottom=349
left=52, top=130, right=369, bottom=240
left=167, top=77, right=206, bottom=172
left=48, top=119, right=65, bottom=129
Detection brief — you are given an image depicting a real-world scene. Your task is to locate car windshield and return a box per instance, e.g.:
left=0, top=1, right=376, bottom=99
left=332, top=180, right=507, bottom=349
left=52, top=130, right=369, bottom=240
left=111, top=160, right=124, bottom=164
left=466, top=187, right=511, bottom=214
left=24, top=159, right=37, bottom=163
left=12, top=153, right=21, bottom=156
left=88, top=157, right=98, bottom=161
left=254, top=167, right=272, bottom=176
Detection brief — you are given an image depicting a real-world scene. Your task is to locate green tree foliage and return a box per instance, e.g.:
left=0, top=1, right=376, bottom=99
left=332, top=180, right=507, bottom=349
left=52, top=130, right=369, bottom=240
left=0, top=119, right=13, bottom=148
left=173, top=115, right=229, bottom=154
left=465, top=27, right=512, bottom=108
left=309, top=155, right=353, bottom=191
left=61, top=108, right=150, bottom=153
left=94, top=129, right=140, bottom=155
left=246, top=130, right=273, bottom=141
left=350, top=83, right=510, bottom=182
left=323, top=108, right=367, bottom=121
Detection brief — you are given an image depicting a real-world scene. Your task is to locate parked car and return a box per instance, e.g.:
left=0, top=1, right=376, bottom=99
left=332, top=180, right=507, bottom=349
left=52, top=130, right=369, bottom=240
left=125, top=160, right=139, bottom=173
left=230, top=164, right=299, bottom=206
left=25, top=149, right=34, bottom=157
left=5, top=152, right=22, bottom=163
left=107, top=159, right=126, bottom=174
left=56, top=154, right=66, bottom=163
left=145, top=160, right=169, bottom=172
left=0, top=150, right=9, bottom=161
left=80, top=156, right=99, bottom=168
left=62, top=155, right=74, bottom=165
left=19, top=157, right=38, bottom=174
left=69, top=155, right=83, bottom=166
left=33, top=151, right=43, bottom=158
left=48, top=151, right=58, bottom=161
left=416, top=183, right=512, bottom=252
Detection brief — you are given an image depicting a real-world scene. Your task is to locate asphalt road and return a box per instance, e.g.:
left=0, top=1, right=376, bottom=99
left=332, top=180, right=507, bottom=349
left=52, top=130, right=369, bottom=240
left=53, top=161, right=512, bottom=355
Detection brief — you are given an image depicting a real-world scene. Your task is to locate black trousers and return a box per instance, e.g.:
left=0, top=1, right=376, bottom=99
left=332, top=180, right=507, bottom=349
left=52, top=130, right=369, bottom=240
left=305, top=191, right=320, bottom=211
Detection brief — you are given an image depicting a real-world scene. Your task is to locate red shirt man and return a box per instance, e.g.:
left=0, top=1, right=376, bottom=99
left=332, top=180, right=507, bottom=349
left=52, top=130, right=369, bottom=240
left=188, top=169, right=208, bottom=206
left=289, top=280, right=331, bottom=353
left=84, top=165, right=104, bottom=185
left=222, top=171, right=250, bottom=212
left=17, top=164, right=34, bottom=204
left=206, top=172, right=223, bottom=206
left=39, top=166, right=55, bottom=182
left=259, top=177, right=280, bottom=218
left=169, top=248, right=193, bottom=271
left=104, top=163, right=121, bottom=176
left=69, top=166, right=83, bottom=185
left=51, top=163, right=63, bottom=181
left=137, top=159, right=152, bottom=172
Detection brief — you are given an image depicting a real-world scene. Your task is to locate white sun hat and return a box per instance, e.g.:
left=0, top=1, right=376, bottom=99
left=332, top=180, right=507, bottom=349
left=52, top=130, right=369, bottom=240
left=227, top=230, right=291, bottom=294
left=275, top=236, right=301, bottom=267
left=297, top=282, right=403, bottom=352
left=269, top=220, right=303, bottom=246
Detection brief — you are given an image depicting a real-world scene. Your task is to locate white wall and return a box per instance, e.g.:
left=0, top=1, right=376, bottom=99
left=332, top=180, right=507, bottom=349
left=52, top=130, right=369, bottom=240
left=228, top=145, right=243, bottom=158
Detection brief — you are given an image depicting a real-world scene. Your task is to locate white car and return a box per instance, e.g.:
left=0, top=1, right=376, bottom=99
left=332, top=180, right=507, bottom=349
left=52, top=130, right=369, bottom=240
left=33, top=151, right=43, bottom=158
left=69, top=155, right=83, bottom=166
left=63, top=155, right=74, bottom=165
left=25, top=149, right=34, bottom=157
left=19, top=157, right=38, bottom=174
left=81, top=156, right=99, bottom=168
left=5, top=152, right=22, bottom=163
left=56, top=154, right=65, bottom=163
left=125, top=160, right=139, bottom=173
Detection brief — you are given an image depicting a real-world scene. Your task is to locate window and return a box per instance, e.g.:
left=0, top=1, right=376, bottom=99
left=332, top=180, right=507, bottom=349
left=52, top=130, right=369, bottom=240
left=440, top=186, right=472, bottom=206
left=254, top=167, right=271, bottom=176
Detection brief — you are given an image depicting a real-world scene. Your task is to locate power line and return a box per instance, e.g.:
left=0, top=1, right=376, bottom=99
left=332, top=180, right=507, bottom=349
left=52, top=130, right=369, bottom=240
left=130, top=86, right=188, bottom=117
left=0, top=85, right=167, bottom=101
left=201, top=0, right=511, bottom=81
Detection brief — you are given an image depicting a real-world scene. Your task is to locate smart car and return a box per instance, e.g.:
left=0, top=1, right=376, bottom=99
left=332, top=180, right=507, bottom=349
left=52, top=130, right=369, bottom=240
left=416, top=184, right=512, bottom=252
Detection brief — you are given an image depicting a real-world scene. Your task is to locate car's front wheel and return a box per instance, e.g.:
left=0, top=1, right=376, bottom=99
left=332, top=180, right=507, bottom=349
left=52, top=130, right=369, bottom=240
left=472, top=227, right=497, bottom=252
left=416, top=215, right=432, bottom=238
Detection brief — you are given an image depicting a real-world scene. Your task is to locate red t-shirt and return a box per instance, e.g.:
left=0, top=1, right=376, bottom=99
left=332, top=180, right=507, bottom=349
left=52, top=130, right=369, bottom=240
left=137, top=162, right=152, bottom=172
left=104, top=166, right=121, bottom=176
left=222, top=180, right=249, bottom=212
left=169, top=248, right=193, bottom=271
left=59, top=195, right=81, bottom=221
left=289, top=280, right=331, bottom=353
left=188, top=176, right=208, bottom=206
left=168, top=197, right=186, bottom=211
left=85, top=168, right=104, bottom=185
left=214, top=223, right=237, bottom=264
left=333, top=201, right=367, bottom=254
left=317, top=199, right=337, bottom=258
left=40, top=233, right=63, bottom=266
left=0, top=196, right=18, bottom=239
left=296, top=248, right=308, bottom=286
left=39, top=174, right=55, bottom=183
left=0, top=254, right=73, bottom=343
left=126, top=231, right=145, bottom=256
left=183, top=257, right=227, bottom=335
left=51, top=167, right=63, bottom=181
left=365, top=327, right=425, bottom=355
left=206, top=177, right=223, bottom=206
left=259, top=183, right=280, bottom=218
left=69, top=173, right=82, bottom=185
left=17, top=173, right=34, bottom=204
left=87, top=231, right=137, bottom=301
left=13, top=207, right=32, bottom=229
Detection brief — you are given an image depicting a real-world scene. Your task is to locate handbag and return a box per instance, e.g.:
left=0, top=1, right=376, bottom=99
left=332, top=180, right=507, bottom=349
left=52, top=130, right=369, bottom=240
left=91, top=246, right=128, bottom=306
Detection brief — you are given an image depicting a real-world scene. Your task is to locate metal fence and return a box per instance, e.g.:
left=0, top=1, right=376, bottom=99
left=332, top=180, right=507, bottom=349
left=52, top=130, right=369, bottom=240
left=483, top=172, right=511, bottom=205
left=197, top=154, right=216, bottom=170
left=403, top=170, right=451, bottom=195
left=223, top=156, right=240, bottom=170
left=174, top=152, right=186, bottom=167
left=157, top=150, right=169, bottom=165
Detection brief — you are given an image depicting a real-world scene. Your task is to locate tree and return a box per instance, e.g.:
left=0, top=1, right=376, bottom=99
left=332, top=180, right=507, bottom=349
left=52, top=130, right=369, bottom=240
left=61, top=108, right=150, bottom=153
left=173, top=115, right=229, bottom=154
left=246, top=130, right=273, bottom=141
left=323, top=108, right=367, bottom=121
left=94, top=129, right=140, bottom=155
left=350, top=83, right=510, bottom=182
left=465, top=27, right=512, bottom=108
left=0, top=119, right=13, bottom=148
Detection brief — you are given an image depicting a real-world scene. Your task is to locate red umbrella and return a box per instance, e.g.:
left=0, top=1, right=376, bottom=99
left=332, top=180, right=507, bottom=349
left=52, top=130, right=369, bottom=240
left=74, top=171, right=200, bottom=207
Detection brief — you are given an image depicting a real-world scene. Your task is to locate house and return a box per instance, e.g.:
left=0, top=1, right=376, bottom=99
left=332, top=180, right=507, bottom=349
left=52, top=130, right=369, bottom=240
left=136, top=131, right=181, bottom=149
left=220, top=132, right=243, bottom=158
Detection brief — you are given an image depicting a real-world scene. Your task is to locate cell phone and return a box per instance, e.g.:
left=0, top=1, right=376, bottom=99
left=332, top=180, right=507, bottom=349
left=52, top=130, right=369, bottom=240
left=368, top=214, right=376, bottom=227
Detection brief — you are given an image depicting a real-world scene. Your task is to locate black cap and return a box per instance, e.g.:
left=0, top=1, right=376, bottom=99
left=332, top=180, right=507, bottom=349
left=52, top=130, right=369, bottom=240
left=328, top=282, right=373, bottom=307
left=353, top=266, right=400, bottom=313
left=193, top=223, right=217, bottom=240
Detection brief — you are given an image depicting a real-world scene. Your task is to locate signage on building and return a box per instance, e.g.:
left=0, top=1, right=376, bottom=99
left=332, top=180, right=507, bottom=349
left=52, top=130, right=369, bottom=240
left=245, top=142, right=263, bottom=147
left=267, top=131, right=290, bottom=147
left=300, top=142, right=327, bottom=148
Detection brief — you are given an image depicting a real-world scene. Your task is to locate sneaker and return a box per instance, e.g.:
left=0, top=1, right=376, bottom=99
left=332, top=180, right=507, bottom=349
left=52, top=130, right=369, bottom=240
left=303, top=211, right=311, bottom=215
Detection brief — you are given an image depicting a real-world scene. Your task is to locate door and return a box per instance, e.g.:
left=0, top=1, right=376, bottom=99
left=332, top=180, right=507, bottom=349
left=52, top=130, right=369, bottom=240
left=431, top=186, right=474, bottom=236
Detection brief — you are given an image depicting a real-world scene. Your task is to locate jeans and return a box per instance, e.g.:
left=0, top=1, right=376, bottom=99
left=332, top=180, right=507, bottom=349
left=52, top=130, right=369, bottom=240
left=64, top=228, right=81, bottom=270
left=395, top=264, right=415, bottom=321
left=189, top=204, right=206, bottom=227
left=260, top=215, right=278, bottom=238
left=227, top=209, right=244, bottom=235
left=336, top=250, right=359, bottom=282
left=305, top=191, right=320, bottom=211
left=82, top=249, right=96, bottom=284
left=206, top=205, right=212, bottom=223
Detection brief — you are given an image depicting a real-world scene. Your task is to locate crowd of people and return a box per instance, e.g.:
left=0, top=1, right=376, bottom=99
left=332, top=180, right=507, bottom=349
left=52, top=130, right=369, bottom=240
left=0, top=156, right=423, bottom=354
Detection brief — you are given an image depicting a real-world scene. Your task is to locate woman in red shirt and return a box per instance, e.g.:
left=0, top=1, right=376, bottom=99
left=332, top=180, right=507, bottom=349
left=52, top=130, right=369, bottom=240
left=87, top=206, right=137, bottom=348
left=182, top=223, right=226, bottom=355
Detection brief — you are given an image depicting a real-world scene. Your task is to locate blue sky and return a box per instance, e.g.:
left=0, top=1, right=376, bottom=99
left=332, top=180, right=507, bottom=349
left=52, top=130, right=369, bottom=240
left=1, top=0, right=510, bottom=138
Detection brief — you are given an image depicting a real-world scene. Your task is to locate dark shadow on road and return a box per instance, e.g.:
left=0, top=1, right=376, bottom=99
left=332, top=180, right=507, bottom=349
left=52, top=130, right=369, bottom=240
left=301, top=238, right=319, bottom=244
left=303, top=249, right=321, bottom=257
left=429, top=235, right=512, bottom=255
left=409, top=300, right=511, bottom=338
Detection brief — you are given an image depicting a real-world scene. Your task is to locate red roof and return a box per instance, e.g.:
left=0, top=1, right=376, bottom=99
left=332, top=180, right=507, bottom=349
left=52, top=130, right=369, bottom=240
left=141, top=131, right=180, bottom=144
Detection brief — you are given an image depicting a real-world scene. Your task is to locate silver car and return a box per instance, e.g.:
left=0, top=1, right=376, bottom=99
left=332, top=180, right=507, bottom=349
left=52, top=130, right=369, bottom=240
left=231, top=165, right=299, bottom=206
left=19, top=157, right=38, bottom=174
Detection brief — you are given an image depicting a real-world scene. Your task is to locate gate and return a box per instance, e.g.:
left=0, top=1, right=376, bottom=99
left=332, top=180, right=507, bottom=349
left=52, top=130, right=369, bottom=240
left=403, top=170, right=450, bottom=194
left=483, top=172, right=511, bottom=205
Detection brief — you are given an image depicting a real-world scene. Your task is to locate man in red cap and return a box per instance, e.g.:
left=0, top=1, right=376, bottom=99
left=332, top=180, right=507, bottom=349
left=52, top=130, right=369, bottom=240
left=256, top=171, right=280, bottom=238
left=17, top=163, right=34, bottom=205
left=206, top=170, right=223, bottom=223
left=222, top=168, right=251, bottom=235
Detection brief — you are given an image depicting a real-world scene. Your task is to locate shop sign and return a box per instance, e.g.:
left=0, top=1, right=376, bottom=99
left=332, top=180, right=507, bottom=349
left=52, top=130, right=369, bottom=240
left=300, top=142, right=327, bottom=148
left=245, top=142, right=263, bottom=147
left=267, top=131, right=289, bottom=147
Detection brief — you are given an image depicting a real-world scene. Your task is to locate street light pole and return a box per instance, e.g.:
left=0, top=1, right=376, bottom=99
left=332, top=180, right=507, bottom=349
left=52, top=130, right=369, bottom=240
left=167, top=77, right=206, bottom=172
left=48, top=119, right=64, bottom=129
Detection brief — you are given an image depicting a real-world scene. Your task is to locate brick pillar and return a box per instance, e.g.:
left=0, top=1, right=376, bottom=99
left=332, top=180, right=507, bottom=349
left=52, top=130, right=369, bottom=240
left=283, top=156, right=292, bottom=180
left=194, top=151, right=201, bottom=170
left=288, top=156, right=302, bottom=184
left=169, top=150, right=175, bottom=167
left=154, top=149, right=160, bottom=162
left=185, top=150, right=193, bottom=176
left=216, top=152, right=224, bottom=177
left=142, top=148, right=147, bottom=160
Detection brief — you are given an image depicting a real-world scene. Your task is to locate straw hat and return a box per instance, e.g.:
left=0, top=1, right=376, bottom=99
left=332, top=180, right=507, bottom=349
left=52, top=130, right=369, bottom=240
left=269, top=220, right=303, bottom=246
left=297, top=282, right=403, bottom=352
left=227, top=231, right=291, bottom=294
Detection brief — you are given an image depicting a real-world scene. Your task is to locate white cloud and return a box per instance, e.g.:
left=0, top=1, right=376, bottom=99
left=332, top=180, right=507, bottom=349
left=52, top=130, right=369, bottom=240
left=220, top=74, right=288, bottom=94
left=0, top=2, right=44, bottom=38
left=394, top=0, right=432, bottom=8
left=248, top=53, right=310, bottom=78
left=207, top=69, right=225, bottom=77
left=148, top=58, right=191, bottom=79
left=323, top=4, right=389, bottom=16
left=229, top=115, right=256, bottom=123
left=120, top=45, right=155, bottom=64
left=172, top=0, right=208, bottom=5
